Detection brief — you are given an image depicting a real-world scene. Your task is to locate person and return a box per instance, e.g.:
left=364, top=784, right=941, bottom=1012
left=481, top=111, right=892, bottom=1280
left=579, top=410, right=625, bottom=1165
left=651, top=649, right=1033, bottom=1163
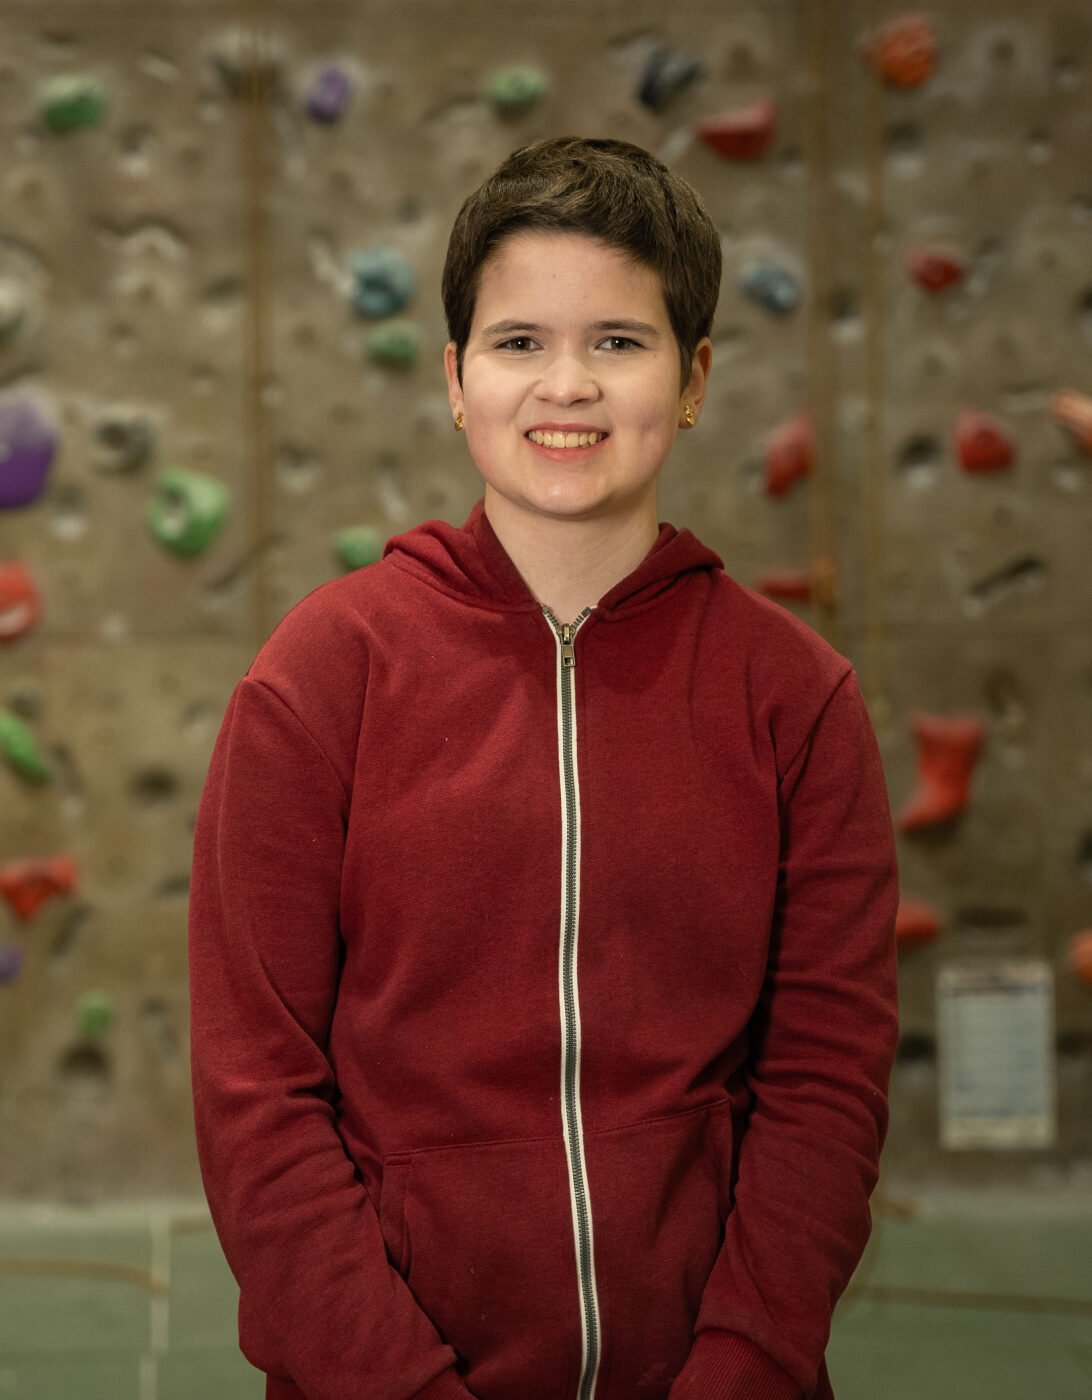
left=188, top=135, right=900, bottom=1400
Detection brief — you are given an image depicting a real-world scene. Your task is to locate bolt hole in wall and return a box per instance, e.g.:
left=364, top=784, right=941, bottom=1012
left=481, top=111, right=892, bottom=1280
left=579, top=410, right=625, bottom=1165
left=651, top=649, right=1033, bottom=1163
left=1, top=6, right=1091, bottom=1400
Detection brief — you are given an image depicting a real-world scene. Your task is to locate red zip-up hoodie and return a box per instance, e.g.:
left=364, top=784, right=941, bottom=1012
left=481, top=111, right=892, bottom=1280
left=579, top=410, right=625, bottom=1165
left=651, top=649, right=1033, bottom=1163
left=188, top=496, right=899, bottom=1400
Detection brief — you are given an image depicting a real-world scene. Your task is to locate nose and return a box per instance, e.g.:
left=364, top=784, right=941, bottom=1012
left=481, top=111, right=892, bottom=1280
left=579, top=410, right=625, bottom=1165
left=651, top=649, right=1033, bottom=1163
left=535, top=352, right=599, bottom=404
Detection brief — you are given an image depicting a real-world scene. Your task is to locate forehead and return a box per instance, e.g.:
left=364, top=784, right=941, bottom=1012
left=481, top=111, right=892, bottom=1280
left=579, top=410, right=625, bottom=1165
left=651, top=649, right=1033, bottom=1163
left=474, top=232, right=667, bottom=316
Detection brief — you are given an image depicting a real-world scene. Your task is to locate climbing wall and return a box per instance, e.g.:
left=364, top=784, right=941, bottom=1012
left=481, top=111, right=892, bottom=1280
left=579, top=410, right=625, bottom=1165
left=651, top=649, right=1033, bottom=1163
left=1, top=0, right=1089, bottom=1200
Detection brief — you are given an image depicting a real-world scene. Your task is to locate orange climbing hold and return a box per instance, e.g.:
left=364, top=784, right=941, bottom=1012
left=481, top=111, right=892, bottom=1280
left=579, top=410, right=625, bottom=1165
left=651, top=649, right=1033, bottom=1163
left=764, top=412, right=815, bottom=496
left=1068, top=930, right=1092, bottom=989
left=955, top=409, right=1015, bottom=473
left=907, top=248, right=967, bottom=292
left=696, top=98, right=777, bottom=160
left=897, top=714, right=986, bottom=832
left=1050, top=388, right=1092, bottom=456
left=0, top=560, right=41, bottom=642
left=864, top=12, right=938, bottom=88
left=0, top=854, right=79, bottom=920
left=757, top=570, right=814, bottom=602
left=896, top=896, right=942, bottom=947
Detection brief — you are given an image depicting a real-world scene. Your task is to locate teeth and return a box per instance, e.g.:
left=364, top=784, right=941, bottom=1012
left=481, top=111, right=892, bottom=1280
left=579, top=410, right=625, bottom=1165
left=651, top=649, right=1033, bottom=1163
left=527, top=429, right=606, bottom=448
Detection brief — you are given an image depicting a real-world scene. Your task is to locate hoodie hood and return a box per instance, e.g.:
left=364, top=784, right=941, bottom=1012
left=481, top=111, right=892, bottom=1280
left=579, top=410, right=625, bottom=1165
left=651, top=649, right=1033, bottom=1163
left=382, top=497, right=724, bottom=619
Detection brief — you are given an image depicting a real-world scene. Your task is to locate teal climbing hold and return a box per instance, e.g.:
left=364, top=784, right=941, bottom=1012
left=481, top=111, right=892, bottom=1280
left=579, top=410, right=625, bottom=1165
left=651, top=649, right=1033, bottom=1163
left=0, top=709, right=51, bottom=782
left=146, top=468, right=229, bottom=556
left=365, top=319, right=420, bottom=369
left=336, top=526, right=385, bottom=571
left=40, top=76, right=107, bottom=133
left=488, top=67, right=549, bottom=116
left=350, top=248, right=415, bottom=318
left=76, top=990, right=115, bottom=1038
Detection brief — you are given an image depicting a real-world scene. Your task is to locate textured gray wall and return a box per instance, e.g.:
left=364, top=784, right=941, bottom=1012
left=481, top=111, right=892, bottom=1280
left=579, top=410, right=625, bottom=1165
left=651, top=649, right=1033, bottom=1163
left=0, top=0, right=1089, bottom=1201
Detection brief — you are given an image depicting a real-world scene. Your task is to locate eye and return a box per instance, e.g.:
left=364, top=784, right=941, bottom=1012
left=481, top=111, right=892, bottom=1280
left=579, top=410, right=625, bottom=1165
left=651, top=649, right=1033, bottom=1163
left=496, top=337, right=538, bottom=352
left=601, top=336, right=640, bottom=351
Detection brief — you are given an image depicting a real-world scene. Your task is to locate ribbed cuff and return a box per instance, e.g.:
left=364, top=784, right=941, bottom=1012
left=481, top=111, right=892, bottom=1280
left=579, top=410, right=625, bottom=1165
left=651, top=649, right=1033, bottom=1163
left=410, top=1365, right=477, bottom=1400
left=667, top=1329, right=803, bottom=1400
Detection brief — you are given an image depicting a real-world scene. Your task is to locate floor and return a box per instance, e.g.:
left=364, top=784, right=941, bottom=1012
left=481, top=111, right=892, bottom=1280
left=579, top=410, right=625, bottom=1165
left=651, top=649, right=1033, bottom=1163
left=0, top=1186, right=1089, bottom=1399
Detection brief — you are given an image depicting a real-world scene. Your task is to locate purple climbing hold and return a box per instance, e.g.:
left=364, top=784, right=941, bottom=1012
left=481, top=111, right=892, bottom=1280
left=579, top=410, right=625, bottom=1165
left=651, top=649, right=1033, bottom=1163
left=0, top=392, right=59, bottom=509
left=306, top=65, right=352, bottom=124
left=0, top=943, right=22, bottom=985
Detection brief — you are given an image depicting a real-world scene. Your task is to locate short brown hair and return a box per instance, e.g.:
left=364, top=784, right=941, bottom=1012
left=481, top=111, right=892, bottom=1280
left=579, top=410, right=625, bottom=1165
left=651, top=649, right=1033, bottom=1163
left=442, top=136, right=722, bottom=397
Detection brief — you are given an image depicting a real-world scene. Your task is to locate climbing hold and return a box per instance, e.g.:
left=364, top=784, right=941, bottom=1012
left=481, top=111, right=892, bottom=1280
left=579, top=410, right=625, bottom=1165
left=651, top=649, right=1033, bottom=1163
left=757, top=569, right=814, bottom=602
left=696, top=99, right=777, bottom=160
left=349, top=247, right=415, bottom=318
left=897, top=713, right=986, bottom=833
left=305, top=64, right=352, bottom=124
left=1050, top=388, right=1092, bottom=456
left=0, top=392, right=59, bottom=509
left=146, top=468, right=229, bottom=556
left=0, top=709, right=51, bottom=782
left=0, top=561, right=42, bottom=642
left=92, top=408, right=156, bottom=474
left=0, top=276, right=29, bottom=344
left=76, top=990, right=115, bottom=1039
left=862, top=13, right=938, bottom=88
left=907, top=248, right=968, bottom=292
left=896, top=895, right=942, bottom=947
left=40, top=75, right=107, bottom=133
left=764, top=412, right=814, bottom=496
left=0, top=855, right=78, bottom=921
left=740, top=263, right=800, bottom=315
left=336, top=526, right=385, bottom=571
left=364, top=319, right=420, bottom=370
left=1068, top=930, right=1092, bottom=989
left=211, top=26, right=286, bottom=101
left=488, top=66, right=550, bottom=116
left=635, top=48, right=704, bottom=113
left=955, top=409, right=1016, bottom=472
left=0, top=944, right=22, bottom=986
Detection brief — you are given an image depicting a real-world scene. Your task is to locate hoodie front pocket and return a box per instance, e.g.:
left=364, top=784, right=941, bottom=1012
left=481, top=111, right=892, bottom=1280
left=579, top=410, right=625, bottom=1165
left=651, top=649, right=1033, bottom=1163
left=586, top=1098, right=735, bottom=1399
left=398, top=1134, right=581, bottom=1400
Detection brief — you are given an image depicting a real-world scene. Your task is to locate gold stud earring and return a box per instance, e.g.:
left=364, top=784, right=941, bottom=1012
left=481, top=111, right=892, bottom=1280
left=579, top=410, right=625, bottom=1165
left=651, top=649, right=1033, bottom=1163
left=454, top=410, right=464, bottom=431
left=683, top=403, right=696, bottom=427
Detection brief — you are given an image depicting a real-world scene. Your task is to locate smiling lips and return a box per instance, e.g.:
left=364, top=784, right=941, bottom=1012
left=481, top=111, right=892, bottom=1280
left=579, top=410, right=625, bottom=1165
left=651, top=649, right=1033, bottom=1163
left=526, top=428, right=609, bottom=449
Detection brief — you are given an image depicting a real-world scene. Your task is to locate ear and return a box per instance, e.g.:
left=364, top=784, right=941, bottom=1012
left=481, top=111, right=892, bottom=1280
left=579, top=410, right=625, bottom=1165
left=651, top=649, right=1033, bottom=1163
left=444, top=341, right=464, bottom=417
left=681, top=337, right=713, bottom=419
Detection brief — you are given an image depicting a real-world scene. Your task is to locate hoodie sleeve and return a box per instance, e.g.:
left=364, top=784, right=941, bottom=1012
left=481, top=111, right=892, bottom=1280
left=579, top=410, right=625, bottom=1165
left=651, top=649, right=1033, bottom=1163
left=188, top=675, right=476, bottom=1400
left=668, top=667, right=900, bottom=1400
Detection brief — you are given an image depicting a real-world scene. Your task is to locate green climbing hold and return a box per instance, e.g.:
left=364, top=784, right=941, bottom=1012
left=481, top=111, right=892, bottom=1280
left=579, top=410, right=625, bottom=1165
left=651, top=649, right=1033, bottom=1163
left=41, top=76, right=107, bottom=133
left=0, top=709, right=51, bottom=782
left=336, top=526, right=385, bottom=571
left=76, top=990, right=115, bottom=1038
left=147, top=468, right=229, bottom=557
left=364, top=319, right=420, bottom=370
left=488, top=67, right=549, bottom=115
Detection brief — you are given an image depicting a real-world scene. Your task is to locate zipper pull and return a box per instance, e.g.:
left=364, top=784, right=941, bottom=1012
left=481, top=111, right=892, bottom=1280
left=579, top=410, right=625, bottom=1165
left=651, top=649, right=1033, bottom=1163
left=560, top=623, right=576, bottom=668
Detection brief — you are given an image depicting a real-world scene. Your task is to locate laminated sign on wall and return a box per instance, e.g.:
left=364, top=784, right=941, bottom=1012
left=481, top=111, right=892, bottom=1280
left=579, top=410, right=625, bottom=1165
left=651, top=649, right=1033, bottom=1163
left=937, top=959, right=1057, bottom=1150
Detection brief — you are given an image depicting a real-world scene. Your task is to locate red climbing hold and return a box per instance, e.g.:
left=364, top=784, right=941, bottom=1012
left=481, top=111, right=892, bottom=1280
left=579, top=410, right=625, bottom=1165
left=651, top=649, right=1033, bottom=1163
left=696, top=99, right=777, bottom=160
left=0, top=560, right=41, bottom=642
left=955, top=409, right=1015, bottom=473
left=897, top=714, right=986, bottom=833
left=758, top=570, right=814, bottom=602
left=1051, top=388, right=1092, bottom=457
left=1068, top=930, right=1092, bottom=989
left=896, top=895, right=942, bottom=947
left=764, top=412, right=814, bottom=496
left=863, top=12, right=938, bottom=88
left=907, top=248, right=967, bottom=292
left=0, top=854, right=79, bottom=920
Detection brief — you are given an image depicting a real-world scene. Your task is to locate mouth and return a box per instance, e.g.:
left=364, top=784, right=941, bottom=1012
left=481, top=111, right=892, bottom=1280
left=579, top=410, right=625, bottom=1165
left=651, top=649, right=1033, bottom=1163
left=524, top=429, right=611, bottom=455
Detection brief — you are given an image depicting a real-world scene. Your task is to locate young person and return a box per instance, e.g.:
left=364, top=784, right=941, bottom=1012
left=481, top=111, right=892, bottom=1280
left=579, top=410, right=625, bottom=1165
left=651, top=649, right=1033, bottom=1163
left=188, top=135, right=900, bottom=1400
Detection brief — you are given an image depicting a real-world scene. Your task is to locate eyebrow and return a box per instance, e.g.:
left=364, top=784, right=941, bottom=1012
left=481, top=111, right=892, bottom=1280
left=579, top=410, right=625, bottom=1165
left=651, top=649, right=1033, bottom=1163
left=480, top=319, right=663, bottom=339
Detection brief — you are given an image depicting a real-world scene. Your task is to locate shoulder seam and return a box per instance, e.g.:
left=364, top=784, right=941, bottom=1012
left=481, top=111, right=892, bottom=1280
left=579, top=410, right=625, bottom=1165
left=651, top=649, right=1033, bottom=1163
left=776, top=663, right=856, bottom=788
left=244, top=676, right=351, bottom=809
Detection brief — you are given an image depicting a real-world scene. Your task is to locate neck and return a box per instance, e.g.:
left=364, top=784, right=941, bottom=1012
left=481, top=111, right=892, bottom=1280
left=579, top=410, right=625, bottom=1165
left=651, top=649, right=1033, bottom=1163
left=483, top=488, right=660, bottom=625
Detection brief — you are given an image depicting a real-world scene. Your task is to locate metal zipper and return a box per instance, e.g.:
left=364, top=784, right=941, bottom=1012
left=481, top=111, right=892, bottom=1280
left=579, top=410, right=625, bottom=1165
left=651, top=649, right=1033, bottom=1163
left=541, top=602, right=601, bottom=1400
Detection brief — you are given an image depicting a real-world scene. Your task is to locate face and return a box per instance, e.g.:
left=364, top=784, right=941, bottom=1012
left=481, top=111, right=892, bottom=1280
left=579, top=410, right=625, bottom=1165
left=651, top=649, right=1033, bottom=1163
left=444, top=231, right=712, bottom=532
